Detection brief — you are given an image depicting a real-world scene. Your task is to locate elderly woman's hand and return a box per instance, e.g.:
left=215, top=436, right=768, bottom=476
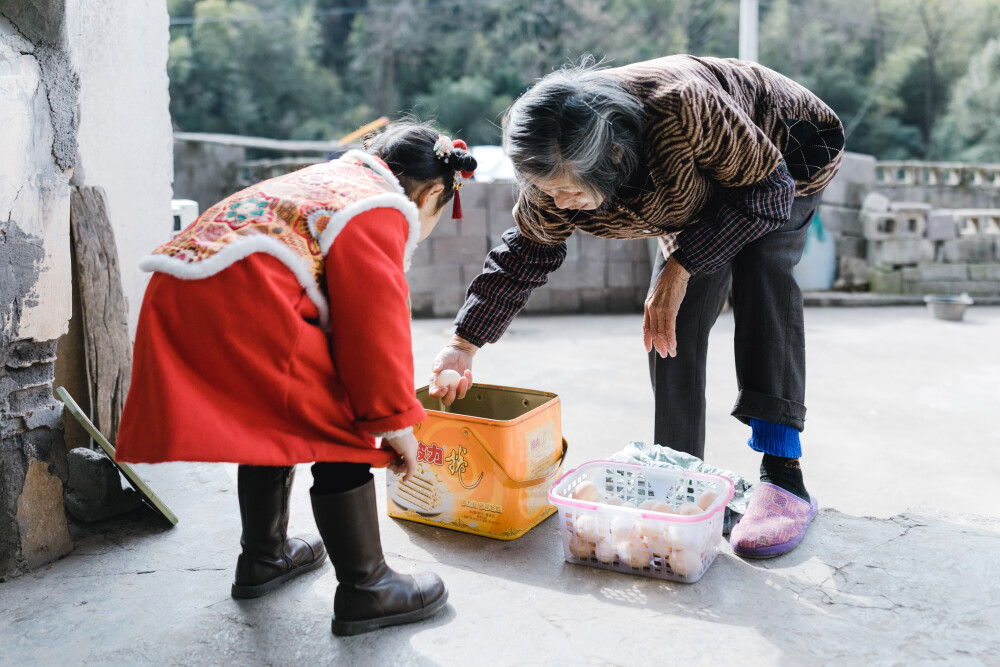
left=643, top=258, right=691, bottom=358
left=384, top=431, right=418, bottom=482
left=428, top=335, right=477, bottom=405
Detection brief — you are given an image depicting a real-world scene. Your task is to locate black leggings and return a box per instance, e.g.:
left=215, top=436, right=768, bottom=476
left=311, top=462, right=372, bottom=494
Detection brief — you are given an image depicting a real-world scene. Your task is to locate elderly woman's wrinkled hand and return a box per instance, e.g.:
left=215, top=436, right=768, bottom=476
left=429, top=335, right=478, bottom=405
left=643, top=258, right=691, bottom=358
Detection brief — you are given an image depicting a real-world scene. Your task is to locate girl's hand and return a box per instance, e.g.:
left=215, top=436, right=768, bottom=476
left=428, top=335, right=478, bottom=406
left=643, top=258, right=691, bottom=358
left=384, top=431, right=418, bottom=482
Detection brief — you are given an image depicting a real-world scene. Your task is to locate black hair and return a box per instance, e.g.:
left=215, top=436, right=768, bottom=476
left=364, top=120, right=478, bottom=213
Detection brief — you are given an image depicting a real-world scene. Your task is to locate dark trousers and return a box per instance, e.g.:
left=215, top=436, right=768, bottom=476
left=648, top=193, right=822, bottom=460
left=311, top=462, right=372, bottom=494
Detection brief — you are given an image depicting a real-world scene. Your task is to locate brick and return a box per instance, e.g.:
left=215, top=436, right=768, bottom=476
left=869, top=268, right=902, bottom=294
left=7, top=363, right=54, bottom=391
left=917, top=263, right=969, bottom=281
left=4, top=341, right=58, bottom=370
left=942, top=238, right=995, bottom=264
left=431, top=236, right=488, bottom=266
left=8, top=386, right=53, bottom=418
left=969, top=264, right=1000, bottom=281
left=835, top=236, right=866, bottom=259
left=867, top=239, right=935, bottom=267
left=580, top=288, right=609, bottom=313
left=607, top=261, right=635, bottom=288
left=406, top=264, right=462, bottom=293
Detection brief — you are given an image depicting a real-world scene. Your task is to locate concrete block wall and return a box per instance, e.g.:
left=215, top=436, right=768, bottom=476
left=407, top=182, right=652, bottom=318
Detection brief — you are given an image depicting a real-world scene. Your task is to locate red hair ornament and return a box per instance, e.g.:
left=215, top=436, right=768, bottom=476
left=435, top=135, right=475, bottom=219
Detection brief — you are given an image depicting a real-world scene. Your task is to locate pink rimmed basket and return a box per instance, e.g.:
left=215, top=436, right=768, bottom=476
left=549, top=460, right=735, bottom=583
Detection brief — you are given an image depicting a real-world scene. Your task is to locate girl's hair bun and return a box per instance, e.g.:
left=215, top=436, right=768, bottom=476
left=452, top=150, right=478, bottom=174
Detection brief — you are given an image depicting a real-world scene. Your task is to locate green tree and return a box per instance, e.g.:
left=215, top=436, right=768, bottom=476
left=934, top=38, right=1000, bottom=161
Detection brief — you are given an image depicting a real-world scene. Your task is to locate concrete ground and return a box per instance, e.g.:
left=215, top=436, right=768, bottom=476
left=2, top=306, right=999, bottom=665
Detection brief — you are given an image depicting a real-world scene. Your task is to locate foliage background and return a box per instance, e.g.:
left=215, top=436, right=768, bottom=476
left=167, top=0, right=1000, bottom=161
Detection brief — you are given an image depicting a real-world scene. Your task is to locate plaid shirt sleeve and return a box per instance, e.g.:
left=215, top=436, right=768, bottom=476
left=671, top=161, right=796, bottom=275
left=454, top=227, right=568, bottom=347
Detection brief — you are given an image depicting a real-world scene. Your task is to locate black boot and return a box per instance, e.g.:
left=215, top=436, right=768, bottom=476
left=310, top=475, right=448, bottom=636
left=231, top=465, right=327, bottom=599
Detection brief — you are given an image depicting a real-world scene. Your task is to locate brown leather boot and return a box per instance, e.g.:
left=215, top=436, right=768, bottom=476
left=310, top=475, right=448, bottom=635
left=231, top=465, right=327, bottom=599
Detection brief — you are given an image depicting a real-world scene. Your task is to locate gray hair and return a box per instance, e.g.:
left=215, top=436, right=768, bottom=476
left=502, top=56, right=644, bottom=208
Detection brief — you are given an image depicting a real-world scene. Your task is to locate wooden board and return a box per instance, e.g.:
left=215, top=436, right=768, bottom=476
left=57, top=387, right=178, bottom=526
left=69, top=186, right=132, bottom=445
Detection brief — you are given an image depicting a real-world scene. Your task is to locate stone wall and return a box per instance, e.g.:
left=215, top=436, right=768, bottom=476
left=0, top=1, right=172, bottom=579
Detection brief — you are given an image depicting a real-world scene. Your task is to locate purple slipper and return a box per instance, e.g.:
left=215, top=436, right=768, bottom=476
left=729, top=482, right=818, bottom=559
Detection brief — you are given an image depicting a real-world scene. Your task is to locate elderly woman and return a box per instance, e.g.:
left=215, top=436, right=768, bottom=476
left=430, top=55, right=844, bottom=558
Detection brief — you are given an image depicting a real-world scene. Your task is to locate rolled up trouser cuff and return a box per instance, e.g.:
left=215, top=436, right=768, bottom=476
left=731, top=389, right=806, bottom=432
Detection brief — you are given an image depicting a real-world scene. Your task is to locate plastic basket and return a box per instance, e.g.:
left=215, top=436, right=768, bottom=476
left=548, top=460, right=735, bottom=583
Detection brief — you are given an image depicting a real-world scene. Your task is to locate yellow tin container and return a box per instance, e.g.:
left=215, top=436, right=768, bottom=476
left=386, top=383, right=567, bottom=540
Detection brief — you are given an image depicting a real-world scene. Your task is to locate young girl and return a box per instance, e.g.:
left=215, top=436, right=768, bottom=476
left=115, top=122, right=477, bottom=636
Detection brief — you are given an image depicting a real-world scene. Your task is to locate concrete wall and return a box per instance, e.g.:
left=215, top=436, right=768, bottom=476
left=66, top=0, right=174, bottom=338
left=0, top=1, right=172, bottom=579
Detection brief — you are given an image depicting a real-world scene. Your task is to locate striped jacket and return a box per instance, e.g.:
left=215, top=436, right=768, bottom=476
left=454, top=55, right=844, bottom=347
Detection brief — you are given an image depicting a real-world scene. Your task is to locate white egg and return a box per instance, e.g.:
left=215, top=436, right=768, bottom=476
left=646, top=524, right=674, bottom=557
left=678, top=502, right=703, bottom=516
left=574, top=514, right=597, bottom=543
left=572, top=480, right=601, bottom=502
left=604, top=496, right=624, bottom=506
left=595, top=539, right=616, bottom=564
left=651, top=501, right=674, bottom=514
left=624, top=536, right=651, bottom=569
left=568, top=537, right=591, bottom=560
left=637, top=499, right=659, bottom=510
left=697, top=489, right=719, bottom=510
left=669, top=549, right=703, bottom=578
left=435, top=369, right=462, bottom=389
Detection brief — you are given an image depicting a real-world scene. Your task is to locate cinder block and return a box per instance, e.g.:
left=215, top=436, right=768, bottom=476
left=578, top=235, right=609, bottom=262
left=917, top=263, right=969, bottom=281
left=862, top=191, right=891, bottom=212
left=431, top=235, right=488, bottom=266
left=901, top=267, right=920, bottom=282
left=861, top=211, right=926, bottom=240
left=835, top=236, right=866, bottom=259
left=432, top=288, right=467, bottom=318
left=580, top=288, right=609, bottom=313
left=926, top=211, right=959, bottom=241
left=960, top=281, right=1000, bottom=296
left=969, top=264, right=1000, bottom=281
left=608, top=239, right=637, bottom=261
left=942, top=238, right=995, bottom=264
left=460, top=263, right=486, bottom=285
left=430, top=217, right=459, bottom=238
left=458, top=208, right=487, bottom=237
left=406, top=264, right=462, bottom=293
left=867, top=238, right=935, bottom=267
left=409, top=291, right=434, bottom=317
left=607, top=288, right=641, bottom=313
left=837, top=257, right=870, bottom=286
left=523, top=288, right=554, bottom=313
left=574, top=259, right=609, bottom=289
left=634, top=260, right=654, bottom=286
left=549, top=289, right=582, bottom=313
left=902, top=280, right=1000, bottom=297
left=869, top=268, right=903, bottom=293
left=608, top=261, right=635, bottom=288
left=547, top=263, right=581, bottom=289
left=818, top=204, right=863, bottom=237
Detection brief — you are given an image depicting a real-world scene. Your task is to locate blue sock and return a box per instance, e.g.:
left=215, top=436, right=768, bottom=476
left=747, top=418, right=802, bottom=459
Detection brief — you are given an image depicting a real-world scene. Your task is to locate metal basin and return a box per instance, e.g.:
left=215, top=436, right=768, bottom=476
left=924, top=294, right=974, bottom=321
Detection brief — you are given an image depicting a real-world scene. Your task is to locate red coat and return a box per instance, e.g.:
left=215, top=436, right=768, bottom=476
left=115, top=206, right=427, bottom=467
